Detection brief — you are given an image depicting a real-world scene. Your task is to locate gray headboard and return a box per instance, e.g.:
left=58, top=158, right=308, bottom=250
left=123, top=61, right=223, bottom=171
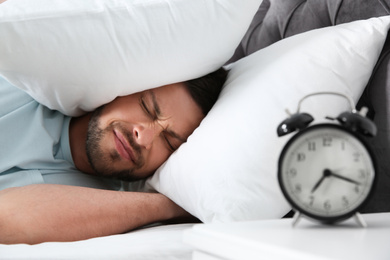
left=230, top=0, right=390, bottom=213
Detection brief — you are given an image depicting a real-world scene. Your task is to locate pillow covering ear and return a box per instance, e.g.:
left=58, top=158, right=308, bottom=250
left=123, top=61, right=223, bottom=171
left=145, top=17, right=390, bottom=223
left=0, top=0, right=262, bottom=116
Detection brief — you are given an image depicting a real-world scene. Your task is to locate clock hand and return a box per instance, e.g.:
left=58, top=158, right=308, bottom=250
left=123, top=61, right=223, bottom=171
left=329, top=171, right=362, bottom=185
left=311, top=169, right=332, bottom=193
left=311, top=176, right=326, bottom=193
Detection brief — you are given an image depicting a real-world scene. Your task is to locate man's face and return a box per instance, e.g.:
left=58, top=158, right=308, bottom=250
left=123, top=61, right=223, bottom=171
left=86, top=83, right=204, bottom=181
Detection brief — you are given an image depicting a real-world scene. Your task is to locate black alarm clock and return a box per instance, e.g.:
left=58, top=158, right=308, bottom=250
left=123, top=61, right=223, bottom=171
left=277, top=92, right=377, bottom=227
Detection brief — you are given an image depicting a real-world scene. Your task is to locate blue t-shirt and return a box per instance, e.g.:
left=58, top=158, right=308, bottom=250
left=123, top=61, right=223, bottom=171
left=0, top=76, right=120, bottom=190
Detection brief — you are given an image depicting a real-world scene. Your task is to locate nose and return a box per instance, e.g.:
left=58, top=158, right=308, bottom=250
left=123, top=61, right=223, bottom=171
left=133, top=123, right=160, bottom=150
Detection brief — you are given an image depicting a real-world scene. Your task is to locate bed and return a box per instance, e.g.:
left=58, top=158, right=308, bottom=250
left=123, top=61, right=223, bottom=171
left=1, top=0, right=390, bottom=259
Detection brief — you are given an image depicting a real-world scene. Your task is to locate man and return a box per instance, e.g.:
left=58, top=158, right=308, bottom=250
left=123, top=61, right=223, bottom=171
left=0, top=68, right=227, bottom=244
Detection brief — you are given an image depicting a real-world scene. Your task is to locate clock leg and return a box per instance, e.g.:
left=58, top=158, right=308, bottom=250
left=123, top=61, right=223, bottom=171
left=354, top=212, right=367, bottom=228
left=292, top=211, right=302, bottom=227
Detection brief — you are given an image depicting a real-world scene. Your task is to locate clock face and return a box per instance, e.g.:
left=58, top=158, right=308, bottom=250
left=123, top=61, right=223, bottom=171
left=278, top=124, right=376, bottom=222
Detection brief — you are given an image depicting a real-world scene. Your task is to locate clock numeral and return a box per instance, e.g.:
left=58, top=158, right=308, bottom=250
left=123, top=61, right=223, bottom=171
left=308, top=141, right=316, bottom=151
left=297, top=153, right=306, bottom=162
left=323, top=137, right=332, bottom=147
left=324, top=200, right=331, bottom=211
left=294, top=184, right=302, bottom=194
left=308, top=195, right=315, bottom=206
left=358, top=170, right=367, bottom=179
left=342, top=196, right=349, bottom=207
left=288, top=168, right=297, bottom=178
left=354, top=185, right=360, bottom=194
left=341, top=141, right=346, bottom=151
left=353, top=152, right=360, bottom=162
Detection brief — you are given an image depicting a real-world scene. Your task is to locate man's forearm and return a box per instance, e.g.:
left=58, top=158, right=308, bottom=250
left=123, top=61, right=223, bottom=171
left=0, top=184, right=189, bottom=244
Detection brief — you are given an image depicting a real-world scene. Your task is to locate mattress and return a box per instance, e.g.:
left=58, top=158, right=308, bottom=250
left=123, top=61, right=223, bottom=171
left=0, top=223, right=196, bottom=260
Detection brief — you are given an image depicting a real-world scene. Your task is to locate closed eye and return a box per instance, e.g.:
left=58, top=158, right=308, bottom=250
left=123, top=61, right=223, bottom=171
left=140, top=90, right=185, bottom=152
left=162, top=132, right=176, bottom=152
left=161, top=130, right=185, bottom=152
left=140, top=95, right=158, bottom=121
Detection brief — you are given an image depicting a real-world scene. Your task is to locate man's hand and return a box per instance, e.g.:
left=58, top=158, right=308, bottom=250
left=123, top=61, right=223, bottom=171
left=0, top=184, right=191, bottom=244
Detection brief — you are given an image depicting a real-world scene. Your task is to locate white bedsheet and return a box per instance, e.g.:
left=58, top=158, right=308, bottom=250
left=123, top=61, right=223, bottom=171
left=0, top=223, right=196, bottom=260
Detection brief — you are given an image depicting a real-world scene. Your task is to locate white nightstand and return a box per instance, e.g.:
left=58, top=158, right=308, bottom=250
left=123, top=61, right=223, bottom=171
left=183, top=212, right=390, bottom=260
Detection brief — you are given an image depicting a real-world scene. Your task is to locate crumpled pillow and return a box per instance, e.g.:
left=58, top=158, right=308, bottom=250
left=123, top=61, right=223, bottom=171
left=0, top=0, right=262, bottom=116
left=146, top=16, right=390, bottom=222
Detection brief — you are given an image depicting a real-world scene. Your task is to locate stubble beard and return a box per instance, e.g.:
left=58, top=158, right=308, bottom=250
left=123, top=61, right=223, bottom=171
left=85, top=106, right=145, bottom=182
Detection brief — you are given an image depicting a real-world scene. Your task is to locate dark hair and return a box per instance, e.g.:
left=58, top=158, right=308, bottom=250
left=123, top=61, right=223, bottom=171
left=184, top=67, right=228, bottom=116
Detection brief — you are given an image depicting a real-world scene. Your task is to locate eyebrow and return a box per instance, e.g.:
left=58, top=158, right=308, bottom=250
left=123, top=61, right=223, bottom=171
left=149, top=90, right=186, bottom=143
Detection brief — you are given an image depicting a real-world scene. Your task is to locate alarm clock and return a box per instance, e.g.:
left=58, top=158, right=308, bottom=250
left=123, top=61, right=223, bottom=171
left=277, top=92, right=377, bottom=227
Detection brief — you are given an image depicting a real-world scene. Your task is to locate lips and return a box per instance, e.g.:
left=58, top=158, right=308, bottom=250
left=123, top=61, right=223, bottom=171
left=113, top=129, right=136, bottom=163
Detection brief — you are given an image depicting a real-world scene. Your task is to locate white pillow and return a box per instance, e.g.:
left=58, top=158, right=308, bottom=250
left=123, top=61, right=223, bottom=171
left=146, top=17, right=390, bottom=223
left=0, top=0, right=262, bottom=116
